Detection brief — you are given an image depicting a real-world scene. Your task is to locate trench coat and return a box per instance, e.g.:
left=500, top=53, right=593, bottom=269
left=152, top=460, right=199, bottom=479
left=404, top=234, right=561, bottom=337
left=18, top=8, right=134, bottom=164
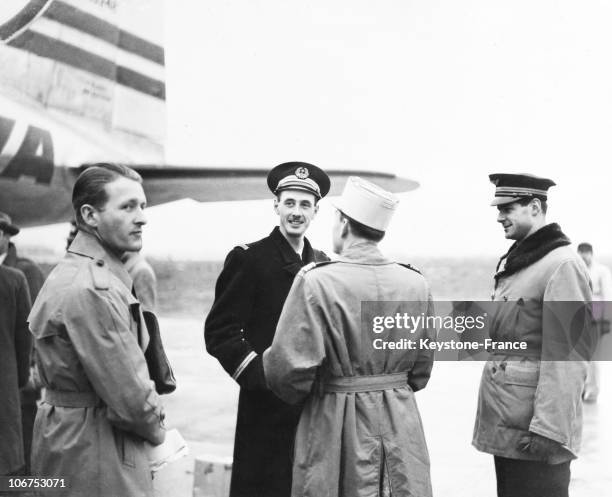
left=473, top=244, right=592, bottom=463
left=0, top=266, right=31, bottom=475
left=28, top=231, right=165, bottom=497
left=264, top=241, right=435, bottom=497
left=205, top=226, right=328, bottom=497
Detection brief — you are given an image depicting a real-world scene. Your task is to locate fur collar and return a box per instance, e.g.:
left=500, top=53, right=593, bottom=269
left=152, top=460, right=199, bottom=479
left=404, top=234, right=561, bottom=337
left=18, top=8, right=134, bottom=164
left=494, top=223, right=571, bottom=284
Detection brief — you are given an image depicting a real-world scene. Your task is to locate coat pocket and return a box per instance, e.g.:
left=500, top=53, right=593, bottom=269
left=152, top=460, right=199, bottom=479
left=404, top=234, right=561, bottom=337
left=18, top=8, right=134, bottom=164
left=500, top=363, right=539, bottom=430
left=490, top=300, right=521, bottom=341
left=115, top=430, right=137, bottom=468
left=504, top=363, right=539, bottom=387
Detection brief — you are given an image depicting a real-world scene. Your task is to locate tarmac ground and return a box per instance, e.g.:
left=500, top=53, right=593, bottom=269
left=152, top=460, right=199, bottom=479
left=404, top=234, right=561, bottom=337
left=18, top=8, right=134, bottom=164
left=152, top=317, right=612, bottom=497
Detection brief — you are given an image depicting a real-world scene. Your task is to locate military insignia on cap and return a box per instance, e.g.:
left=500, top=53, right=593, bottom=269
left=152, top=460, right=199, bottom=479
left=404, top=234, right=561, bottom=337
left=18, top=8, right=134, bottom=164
left=295, top=166, right=309, bottom=179
left=267, top=162, right=331, bottom=199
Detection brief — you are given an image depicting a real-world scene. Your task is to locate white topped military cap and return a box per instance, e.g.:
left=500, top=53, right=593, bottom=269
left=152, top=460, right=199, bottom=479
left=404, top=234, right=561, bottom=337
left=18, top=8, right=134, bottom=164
left=334, top=176, right=399, bottom=232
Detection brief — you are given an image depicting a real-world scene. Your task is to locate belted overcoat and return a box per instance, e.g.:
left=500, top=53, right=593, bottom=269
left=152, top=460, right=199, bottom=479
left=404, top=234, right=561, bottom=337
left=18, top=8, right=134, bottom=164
left=264, top=241, right=435, bottom=497
left=28, top=231, right=165, bottom=497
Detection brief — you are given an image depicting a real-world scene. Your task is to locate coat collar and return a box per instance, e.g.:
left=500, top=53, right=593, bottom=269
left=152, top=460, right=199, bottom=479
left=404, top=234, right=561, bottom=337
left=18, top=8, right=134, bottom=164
left=494, top=222, right=571, bottom=285
left=270, top=226, right=317, bottom=276
left=338, top=240, right=391, bottom=265
left=2, top=242, right=18, bottom=267
left=69, top=230, right=133, bottom=290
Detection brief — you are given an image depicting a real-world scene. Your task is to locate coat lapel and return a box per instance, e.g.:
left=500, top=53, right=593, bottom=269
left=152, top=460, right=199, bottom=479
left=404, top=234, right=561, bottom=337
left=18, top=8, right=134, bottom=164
left=494, top=223, right=571, bottom=285
left=270, top=226, right=314, bottom=276
left=69, top=231, right=133, bottom=291
left=3, top=243, right=18, bottom=267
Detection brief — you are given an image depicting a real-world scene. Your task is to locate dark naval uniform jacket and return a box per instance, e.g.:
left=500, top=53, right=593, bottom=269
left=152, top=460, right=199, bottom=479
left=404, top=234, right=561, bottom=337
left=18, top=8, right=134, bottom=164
left=205, top=226, right=329, bottom=497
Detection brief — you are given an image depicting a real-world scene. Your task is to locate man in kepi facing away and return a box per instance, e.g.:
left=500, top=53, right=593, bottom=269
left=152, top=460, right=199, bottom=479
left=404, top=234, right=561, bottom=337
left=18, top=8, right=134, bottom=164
left=29, top=163, right=166, bottom=497
left=264, top=177, right=435, bottom=497
left=205, top=162, right=330, bottom=497
left=473, top=174, right=592, bottom=497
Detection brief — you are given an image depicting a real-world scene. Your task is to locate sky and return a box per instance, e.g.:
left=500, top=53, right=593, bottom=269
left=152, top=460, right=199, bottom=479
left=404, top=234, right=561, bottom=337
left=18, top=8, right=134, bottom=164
left=18, top=0, right=612, bottom=260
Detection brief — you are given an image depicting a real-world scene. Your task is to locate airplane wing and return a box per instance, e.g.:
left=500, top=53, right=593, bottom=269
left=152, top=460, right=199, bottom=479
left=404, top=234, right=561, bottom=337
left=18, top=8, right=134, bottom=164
left=2, top=164, right=418, bottom=228
left=132, top=166, right=419, bottom=205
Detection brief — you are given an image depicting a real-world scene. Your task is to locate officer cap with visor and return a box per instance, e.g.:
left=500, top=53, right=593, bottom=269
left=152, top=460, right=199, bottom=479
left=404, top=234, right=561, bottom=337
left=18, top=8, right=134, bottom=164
left=489, top=173, right=556, bottom=206
left=267, top=162, right=330, bottom=200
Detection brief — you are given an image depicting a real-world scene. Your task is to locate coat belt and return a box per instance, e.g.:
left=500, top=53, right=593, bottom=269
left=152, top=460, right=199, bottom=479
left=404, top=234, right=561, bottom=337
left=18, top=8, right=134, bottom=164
left=322, top=372, right=408, bottom=393
left=42, top=389, right=101, bottom=407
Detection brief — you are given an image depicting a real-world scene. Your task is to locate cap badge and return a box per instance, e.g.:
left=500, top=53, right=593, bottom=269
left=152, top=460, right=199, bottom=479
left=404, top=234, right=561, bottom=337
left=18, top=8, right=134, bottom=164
left=295, top=166, right=309, bottom=179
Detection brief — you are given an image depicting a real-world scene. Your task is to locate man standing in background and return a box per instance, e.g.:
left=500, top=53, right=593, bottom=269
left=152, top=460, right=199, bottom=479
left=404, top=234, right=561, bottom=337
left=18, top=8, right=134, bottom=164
left=473, top=173, right=592, bottom=497
left=0, top=253, right=32, bottom=475
left=0, top=213, right=45, bottom=300
left=205, top=162, right=330, bottom=497
left=577, top=242, right=611, bottom=403
left=0, top=212, right=44, bottom=475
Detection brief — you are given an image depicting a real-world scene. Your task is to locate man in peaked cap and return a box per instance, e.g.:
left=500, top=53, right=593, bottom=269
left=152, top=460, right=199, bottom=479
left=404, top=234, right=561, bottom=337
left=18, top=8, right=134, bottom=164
left=264, top=176, right=435, bottom=497
left=0, top=212, right=45, bottom=475
left=473, top=173, right=592, bottom=497
left=205, top=161, right=330, bottom=497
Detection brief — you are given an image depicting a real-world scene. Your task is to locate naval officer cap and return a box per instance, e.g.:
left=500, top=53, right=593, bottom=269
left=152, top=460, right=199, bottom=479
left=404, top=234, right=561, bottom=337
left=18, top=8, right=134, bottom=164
left=334, top=176, right=399, bottom=232
left=267, top=162, right=330, bottom=200
left=489, top=173, right=556, bottom=206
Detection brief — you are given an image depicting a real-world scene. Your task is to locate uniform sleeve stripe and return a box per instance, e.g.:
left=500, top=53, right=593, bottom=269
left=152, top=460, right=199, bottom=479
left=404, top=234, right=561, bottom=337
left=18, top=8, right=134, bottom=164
left=232, top=351, right=258, bottom=380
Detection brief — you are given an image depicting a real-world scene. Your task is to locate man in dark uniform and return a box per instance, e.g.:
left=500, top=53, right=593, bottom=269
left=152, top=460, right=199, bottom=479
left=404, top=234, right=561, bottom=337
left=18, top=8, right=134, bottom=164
left=0, top=262, right=31, bottom=476
left=204, top=161, right=330, bottom=497
left=0, top=212, right=45, bottom=475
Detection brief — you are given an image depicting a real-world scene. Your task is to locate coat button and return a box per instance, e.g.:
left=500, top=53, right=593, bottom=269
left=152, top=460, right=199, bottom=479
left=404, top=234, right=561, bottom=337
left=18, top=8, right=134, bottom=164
left=96, top=259, right=105, bottom=267
left=491, top=367, right=497, bottom=374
